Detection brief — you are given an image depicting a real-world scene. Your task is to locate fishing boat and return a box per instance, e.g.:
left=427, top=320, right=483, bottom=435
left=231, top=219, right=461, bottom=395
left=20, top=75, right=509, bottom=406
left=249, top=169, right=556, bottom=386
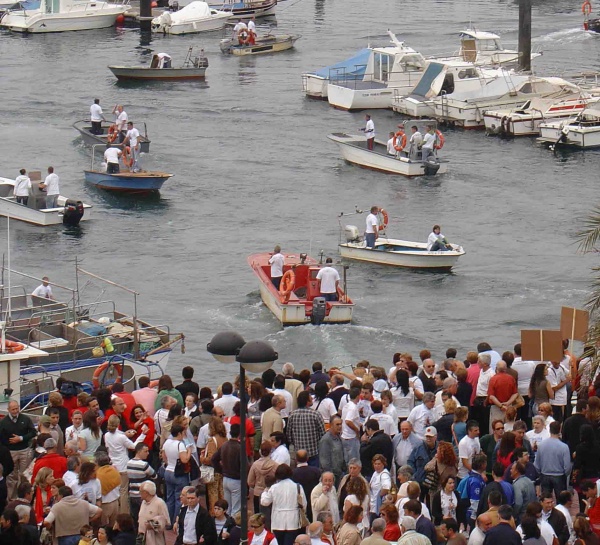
left=109, top=48, right=209, bottom=81
left=207, top=0, right=276, bottom=18
left=302, top=47, right=372, bottom=100
left=150, top=1, right=229, bottom=34
left=326, top=31, right=427, bottom=111
left=0, top=0, right=128, bottom=32
left=327, top=121, right=448, bottom=177
left=537, top=107, right=600, bottom=148
left=73, top=120, right=151, bottom=153
left=0, top=265, right=184, bottom=409
left=220, top=33, right=299, bottom=55
left=0, top=173, right=91, bottom=226
left=247, top=252, right=354, bottom=326
left=484, top=93, right=599, bottom=136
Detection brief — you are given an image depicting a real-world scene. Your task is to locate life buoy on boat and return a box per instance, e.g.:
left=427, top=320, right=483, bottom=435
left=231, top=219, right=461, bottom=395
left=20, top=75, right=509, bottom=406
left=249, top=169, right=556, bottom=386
left=393, top=131, right=407, bottom=152
left=582, top=0, right=592, bottom=15
left=377, top=208, right=389, bottom=232
left=92, top=361, right=124, bottom=389
left=279, top=270, right=295, bottom=303
left=2, top=340, right=26, bottom=354
left=434, top=130, right=445, bottom=150
left=238, top=29, right=250, bottom=45
left=122, top=146, right=133, bottom=168
left=149, top=380, right=159, bottom=389
left=107, top=124, right=119, bottom=144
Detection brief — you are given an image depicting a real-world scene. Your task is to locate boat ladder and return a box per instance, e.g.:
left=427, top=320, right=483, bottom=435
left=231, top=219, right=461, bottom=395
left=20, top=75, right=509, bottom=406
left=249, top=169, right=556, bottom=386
left=439, top=91, right=449, bottom=120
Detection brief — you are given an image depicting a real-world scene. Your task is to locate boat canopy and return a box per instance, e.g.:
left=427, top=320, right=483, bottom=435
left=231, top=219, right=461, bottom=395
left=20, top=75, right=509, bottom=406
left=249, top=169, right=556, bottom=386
left=169, top=1, right=212, bottom=22
left=410, top=62, right=446, bottom=98
left=311, top=48, right=371, bottom=79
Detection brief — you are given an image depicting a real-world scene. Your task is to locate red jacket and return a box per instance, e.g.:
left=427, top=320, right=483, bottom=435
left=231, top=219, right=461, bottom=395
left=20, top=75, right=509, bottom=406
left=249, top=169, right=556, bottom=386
left=31, top=453, right=67, bottom=482
left=248, top=530, right=276, bottom=545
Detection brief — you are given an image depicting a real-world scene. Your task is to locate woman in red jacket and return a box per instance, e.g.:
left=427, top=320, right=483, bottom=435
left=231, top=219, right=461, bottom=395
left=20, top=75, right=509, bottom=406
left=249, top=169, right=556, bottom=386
left=129, top=405, right=155, bottom=449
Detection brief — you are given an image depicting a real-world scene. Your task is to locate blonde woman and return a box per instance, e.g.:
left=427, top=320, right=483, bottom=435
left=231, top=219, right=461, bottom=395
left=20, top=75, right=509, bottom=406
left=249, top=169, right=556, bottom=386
left=201, top=416, right=228, bottom=514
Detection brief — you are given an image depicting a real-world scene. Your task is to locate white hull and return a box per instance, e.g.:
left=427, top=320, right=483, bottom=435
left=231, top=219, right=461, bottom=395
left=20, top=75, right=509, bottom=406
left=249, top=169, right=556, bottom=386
left=327, top=82, right=415, bottom=111
left=392, top=95, right=435, bottom=117
left=340, top=238, right=464, bottom=270
left=538, top=124, right=600, bottom=148
left=0, top=196, right=92, bottom=226
left=303, top=74, right=328, bottom=99
left=152, top=12, right=228, bottom=34
left=1, top=7, right=126, bottom=32
left=432, top=97, right=533, bottom=129
left=327, top=133, right=448, bottom=177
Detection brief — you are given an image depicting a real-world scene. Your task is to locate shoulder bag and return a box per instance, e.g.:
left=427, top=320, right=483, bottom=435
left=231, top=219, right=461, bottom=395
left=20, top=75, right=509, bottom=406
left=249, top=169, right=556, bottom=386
left=422, top=460, right=440, bottom=492
left=297, top=484, right=309, bottom=529
left=200, top=437, right=216, bottom=484
left=174, top=441, right=191, bottom=477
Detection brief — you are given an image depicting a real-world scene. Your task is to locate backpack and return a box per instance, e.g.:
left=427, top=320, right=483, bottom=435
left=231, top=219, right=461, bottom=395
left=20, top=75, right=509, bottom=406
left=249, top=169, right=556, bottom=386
left=59, top=380, right=84, bottom=398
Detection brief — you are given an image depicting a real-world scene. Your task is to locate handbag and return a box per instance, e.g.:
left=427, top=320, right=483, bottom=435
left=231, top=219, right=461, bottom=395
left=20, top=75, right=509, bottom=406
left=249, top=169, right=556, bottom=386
left=200, top=437, right=216, bottom=483
left=174, top=441, right=191, bottom=477
left=422, top=461, right=439, bottom=491
left=297, top=484, right=309, bottom=529
left=135, top=532, right=146, bottom=545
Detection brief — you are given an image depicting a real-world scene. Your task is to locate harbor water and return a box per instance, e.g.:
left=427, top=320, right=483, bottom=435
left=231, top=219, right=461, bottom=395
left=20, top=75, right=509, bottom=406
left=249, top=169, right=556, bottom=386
left=1, top=0, right=599, bottom=384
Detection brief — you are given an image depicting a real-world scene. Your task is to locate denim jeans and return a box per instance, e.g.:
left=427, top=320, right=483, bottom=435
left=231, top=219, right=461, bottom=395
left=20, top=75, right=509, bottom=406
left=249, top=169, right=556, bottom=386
left=58, top=536, right=80, bottom=545
left=540, top=474, right=566, bottom=498
left=342, top=437, right=360, bottom=463
left=46, top=194, right=59, bottom=208
left=165, top=469, right=189, bottom=523
left=223, top=476, right=241, bottom=516
left=365, top=233, right=376, bottom=248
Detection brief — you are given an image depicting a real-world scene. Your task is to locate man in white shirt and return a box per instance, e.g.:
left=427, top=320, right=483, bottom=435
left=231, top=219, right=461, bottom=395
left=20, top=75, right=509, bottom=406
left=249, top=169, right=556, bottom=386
left=13, top=168, right=31, bottom=205
left=457, top=420, right=481, bottom=479
left=555, top=490, right=576, bottom=545
left=387, top=131, right=396, bottom=155
left=90, top=98, right=105, bottom=135
left=341, top=387, right=361, bottom=462
left=247, top=16, right=256, bottom=44
left=123, top=121, right=141, bottom=172
left=421, top=124, right=436, bottom=161
left=393, top=421, right=422, bottom=470
left=361, top=114, right=375, bottom=150
left=473, top=353, right=494, bottom=434
left=468, top=513, right=493, bottom=545
left=365, top=205, right=379, bottom=248
left=32, top=276, right=54, bottom=299
left=368, top=400, right=395, bottom=436
left=213, top=382, right=238, bottom=417
left=232, top=19, right=247, bottom=41
left=65, top=410, right=84, bottom=443
left=272, top=375, right=293, bottom=418
left=316, top=258, right=340, bottom=302
left=268, top=245, right=284, bottom=290
left=408, top=125, right=423, bottom=160
left=548, top=360, right=570, bottom=421
left=427, top=224, right=452, bottom=252
left=269, top=432, right=290, bottom=465
left=511, top=342, right=536, bottom=421
left=112, top=104, right=128, bottom=142
left=104, top=145, right=123, bottom=174
left=406, top=392, right=435, bottom=439
left=40, top=166, right=60, bottom=208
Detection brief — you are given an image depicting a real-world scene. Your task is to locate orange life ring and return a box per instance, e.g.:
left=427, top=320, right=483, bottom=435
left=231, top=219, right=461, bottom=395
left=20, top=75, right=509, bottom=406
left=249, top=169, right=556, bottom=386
left=393, top=131, right=407, bottom=152
left=107, top=124, right=118, bottom=144
left=238, top=29, right=250, bottom=45
left=92, top=361, right=124, bottom=389
left=2, top=340, right=25, bottom=353
left=279, top=270, right=295, bottom=302
left=148, top=380, right=159, bottom=388
left=434, top=130, right=445, bottom=150
left=377, top=208, right=389, bottom=232
left=583, top=0, right=592, bottom=14
left=122, top=146, right=133, bottom=168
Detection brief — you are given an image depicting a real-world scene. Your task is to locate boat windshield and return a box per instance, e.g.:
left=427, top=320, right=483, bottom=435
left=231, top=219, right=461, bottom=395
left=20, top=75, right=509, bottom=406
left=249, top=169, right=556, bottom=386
left=478, top=39, right=502, bottom=51
left=399, top=54, right=425, bottom=71
left=373, top=52, right=392, bottom=82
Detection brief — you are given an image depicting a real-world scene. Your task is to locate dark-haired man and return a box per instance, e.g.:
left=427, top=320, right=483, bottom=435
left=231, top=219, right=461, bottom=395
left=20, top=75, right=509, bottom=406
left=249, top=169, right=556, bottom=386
left=211, top=423, right=242, bottom=516
left=176, top=366, right=200, bottom=399
left=287, top=391, right=325, bottom=467
left=482, top=505, right=521, bottom=545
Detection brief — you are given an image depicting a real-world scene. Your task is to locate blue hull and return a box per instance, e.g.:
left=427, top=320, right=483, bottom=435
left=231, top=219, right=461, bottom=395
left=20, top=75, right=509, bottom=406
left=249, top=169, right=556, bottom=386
left=84, top=170, right=172, bottom=193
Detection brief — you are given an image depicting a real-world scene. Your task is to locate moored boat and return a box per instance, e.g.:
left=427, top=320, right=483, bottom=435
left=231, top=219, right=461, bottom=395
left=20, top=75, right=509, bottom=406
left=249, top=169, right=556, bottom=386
left=537, top=107, right=600, bottom=148
left=73, top=120, right=151, bottom=153
left=109, top=48, right=209, bottom=81
left=150, top=1, right=229, bottom=34
left=248, top=252, right=354, bottom=326
left=220, top=33, right=299, bottom=55
left=207, top=0, right=276, bottom=18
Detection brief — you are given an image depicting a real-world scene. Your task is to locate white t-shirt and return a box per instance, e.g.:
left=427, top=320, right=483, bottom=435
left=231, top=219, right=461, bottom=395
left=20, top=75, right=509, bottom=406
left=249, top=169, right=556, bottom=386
left=512, top=358, right=537, bottom=396
left=90, top=103, right=103, bottom=122
left=369, top=470, right=391, bottom=513
left=368, top=413, right=396, bottom=436
left=44, top=173, right=60, bottom=195
left=458, top=435, right=481, bottom=479
left=316, top=266, right=340, bottom=294
left=392, top=387, right=415, bottom=419
left=314, top=397, right=337, bottom=424
left=517, top=520, right=557, bottom=545
left=270, top=444, right=290, bottom=465
left=427, top=232, right=444, bottom=251
left=475, top=367, right=495, bottom=397
left=115, top=110, right=128, bottom=130
left=233, top=21, right=247, bottom=33
left=32, top=284, right=53, bottom=298
left=364, top=119, right=375, bottom=139
left=163, top=437, right=186, bottom=472
left=366, top=213, right=378, bottom=234
left=126, top=127, right=140, bottom=147
left=14, top=175, right=31, bottom=196
left=406, top=403, right=432, bottom=439
left=247, top=19, right=256, bottom=32
left=269, top=252, right=284, bottom=278
left=341, top=400, right=360, bottom=439
left=422, top=131, right=436, bottom=150
left=548, top=365, right=567, bottom=406
left=526, top=428, right=550, bottom=450
left=104, top=147, right=122, bottom=164
left=345, top=493, right=370, bottom=529
left=387, top=138, right=396, bottom=155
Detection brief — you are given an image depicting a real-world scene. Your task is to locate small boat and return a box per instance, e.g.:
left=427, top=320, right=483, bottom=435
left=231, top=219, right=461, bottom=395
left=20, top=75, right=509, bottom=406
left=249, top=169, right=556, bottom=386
left=585, top=18, right=600, bottom=32
left=151, top=2, right=229, bottom=34
left=248, top=252, right=354, bottom=326
left=0, top=173, right=91, bottom=226
left=207, top=0, right=276, bottom=18
left=220, top=33, right=299, bottom=55
left=537, top=107, right=600, bottom=149
left=302, top=47, right=372, bottom=100
left=327, top=121, right=448, bottom=177
left=0, top=0, right=128, bottom=32
left=73, top=120, right=151, bottom=153
left=109, top=48, right=209, bottom=81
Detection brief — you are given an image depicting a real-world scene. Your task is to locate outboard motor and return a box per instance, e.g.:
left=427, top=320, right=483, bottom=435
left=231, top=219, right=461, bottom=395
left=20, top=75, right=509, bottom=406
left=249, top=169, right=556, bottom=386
left=311, top=297, right=327, bottom=325
left=344, top=225, right=360, bottom=243
left=63, top=199, right=84, bottom=226
left=423, top=157, right=441, bottom=176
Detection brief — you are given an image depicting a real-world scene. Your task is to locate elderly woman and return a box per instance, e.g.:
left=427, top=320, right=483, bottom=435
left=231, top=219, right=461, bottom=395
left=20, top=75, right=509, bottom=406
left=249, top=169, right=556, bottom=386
left=368, top=455, right=391, bottom=524
left=138, top=481, right=169, bottom=545
left=336, top=505, right=363, bottom=545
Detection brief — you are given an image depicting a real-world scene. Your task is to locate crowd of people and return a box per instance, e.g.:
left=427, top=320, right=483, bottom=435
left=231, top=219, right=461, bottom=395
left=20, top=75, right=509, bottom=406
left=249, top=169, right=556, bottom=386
left=0, top=341, right=600, bottom=545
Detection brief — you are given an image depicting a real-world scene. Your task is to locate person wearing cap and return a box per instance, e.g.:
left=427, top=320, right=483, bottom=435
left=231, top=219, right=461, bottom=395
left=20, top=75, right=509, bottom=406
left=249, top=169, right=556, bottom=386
left=31, top=438, right=67, bottom=482
left=407, top=426, right=438, bottom=484
left=398, top=515, right=431, bottom=544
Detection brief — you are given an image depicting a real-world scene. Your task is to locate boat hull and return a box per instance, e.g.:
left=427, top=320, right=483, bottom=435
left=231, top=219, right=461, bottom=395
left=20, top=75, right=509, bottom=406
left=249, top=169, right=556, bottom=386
left=0, top=195, right=92, bottom=226
left=84, top=170, right=173, bottom=192
left=392, top=95, right=435, bottom=118
left=1, top=7, right=126, bottom=32
left=327, top=83, right=398, bottom=111
left=73, top=120, right=151, bottom=153
left=302, top=74, right=328, bottom=99
left=222, top=35, right=299, bottom=55
left=339, top=239, right=464, bottom=270
left=109, top=66, right=207, bottom=80
left=207, top=0, right=276, bottom=18
left=327, top=133, right=448, bottom=177
left=538, top=125, right=600, bottom=148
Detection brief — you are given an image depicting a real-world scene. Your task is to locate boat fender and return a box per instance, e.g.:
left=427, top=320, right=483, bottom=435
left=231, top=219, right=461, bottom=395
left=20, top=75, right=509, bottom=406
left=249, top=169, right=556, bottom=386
left=2, top=340, right=26, bottom=354
left=279, top=270, right=295, bottom=303
left=434, top=130, right=445, bottom=150
left=393, top=131, right=407, bottom=152
left=161, top=11, right=172, bottom=26
left=92, top=361, right=124, bottom=389
left=149, top=380, right=159, bottom=389
left=377, top=208, right=389, bottom=232
left=122, top=146, right=134, bottom=168
left=238, top=29, right=250, bottom=45
left=582, top=0, right=592, bottom=15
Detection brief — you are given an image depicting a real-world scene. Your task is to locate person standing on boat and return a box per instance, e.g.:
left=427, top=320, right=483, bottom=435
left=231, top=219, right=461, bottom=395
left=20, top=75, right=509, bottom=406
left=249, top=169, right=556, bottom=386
left=122, top=121, right=141, bottom=172
left=233, top=19, right=247, bottom=42
left=90, top=98, right=106, bottom=136
left=360, top=114, right=375, bottom=150
left=247, top=16, right=256, bottom=45
left=13, top=168, right=31, bottom=206
left=104, top=144, right=122, bottom=174
left=112, top=105, right=128, bottom=143
left=427, top=225, right=452, bottom=252
left=365, top=206, right=379, bottom=249
left=316, top=258, right=340, bottom=302
left=40, top=166, right=60, bottom=209
left=386, top=132, right=396, bottom=156
left=269, top=245, right=285, bottom=290
left=421, top=125, right=436, bottom=161
left=409, top=125, right=423, bottom=161
left=32, top=276, right=54, bottom=299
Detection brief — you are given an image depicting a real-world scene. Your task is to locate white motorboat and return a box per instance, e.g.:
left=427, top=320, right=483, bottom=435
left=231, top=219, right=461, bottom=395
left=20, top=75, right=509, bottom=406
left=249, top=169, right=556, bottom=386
left=302, top=47, right=372, bottom=100
left=538, top=107, right=600, bottom=148
left=326, top=31, right=427, bottom=111
left=392, top=60, right=504, bottom=118
left=0, top=174, right=91, bottom=226
left=0, top=0, right=128, bottom=32
left=151, top=1, right=230, bottom=34
left=484, top=93, right=600, bottom=136
left=327, top=120, right=448, bottom=177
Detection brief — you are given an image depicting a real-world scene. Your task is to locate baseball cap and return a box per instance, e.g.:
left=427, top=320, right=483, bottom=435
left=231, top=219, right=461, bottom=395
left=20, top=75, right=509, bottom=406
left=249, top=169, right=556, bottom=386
left=424, top=426, right=437, bottom=437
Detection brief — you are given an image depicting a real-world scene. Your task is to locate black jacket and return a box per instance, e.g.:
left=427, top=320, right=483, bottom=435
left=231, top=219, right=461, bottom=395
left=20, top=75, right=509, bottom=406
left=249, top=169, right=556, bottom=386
left=176, top=505, right=217, bottom=545
left=327, top=387, right=349, bottom=411
left=359, top=430, right=393, bottom=478
left=0, top=413, right=36, bottom=451
left=293, top=465, right=321, bottom=519
left=431, top=489, right=460, bottom=526
left=176, top=380, right=200, bottom=399
left=418, top=371, right=436, bottom=393
left=476, top=481, right=507, bottom=518
left=547, top=508, right=569, bottom=545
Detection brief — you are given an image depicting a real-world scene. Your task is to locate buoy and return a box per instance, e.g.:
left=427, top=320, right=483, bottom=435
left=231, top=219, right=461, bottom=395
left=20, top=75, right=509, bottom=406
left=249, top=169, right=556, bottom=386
left=115, top=14, right=125, bottom=25
left=151, top=1, right=157, bottom=7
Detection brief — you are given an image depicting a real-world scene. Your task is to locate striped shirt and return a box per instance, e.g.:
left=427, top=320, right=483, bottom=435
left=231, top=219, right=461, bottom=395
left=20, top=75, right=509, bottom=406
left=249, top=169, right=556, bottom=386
left=126, top=458, right=156, bottom=498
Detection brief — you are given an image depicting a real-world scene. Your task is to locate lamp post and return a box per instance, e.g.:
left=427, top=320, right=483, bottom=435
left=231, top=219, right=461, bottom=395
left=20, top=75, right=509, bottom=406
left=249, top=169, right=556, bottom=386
left=207, top=332, right=278, bottom=544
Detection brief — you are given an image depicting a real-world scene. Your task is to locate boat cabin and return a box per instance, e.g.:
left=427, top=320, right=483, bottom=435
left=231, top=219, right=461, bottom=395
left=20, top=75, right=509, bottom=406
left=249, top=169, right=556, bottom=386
left=150, top=53, right=172, bottom=68
left=0, top=172, right=54, bottom=210
left=459, top=30, right=503, bottom=62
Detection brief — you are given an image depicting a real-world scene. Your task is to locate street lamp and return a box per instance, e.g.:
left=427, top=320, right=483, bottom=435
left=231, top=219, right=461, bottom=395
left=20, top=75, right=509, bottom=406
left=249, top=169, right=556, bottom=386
left=207, top=331, right=278, bottom=542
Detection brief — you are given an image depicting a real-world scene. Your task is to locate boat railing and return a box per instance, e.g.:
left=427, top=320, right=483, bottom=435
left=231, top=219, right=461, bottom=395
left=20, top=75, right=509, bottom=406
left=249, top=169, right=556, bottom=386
left=329, top=64, right=369, bottom=87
